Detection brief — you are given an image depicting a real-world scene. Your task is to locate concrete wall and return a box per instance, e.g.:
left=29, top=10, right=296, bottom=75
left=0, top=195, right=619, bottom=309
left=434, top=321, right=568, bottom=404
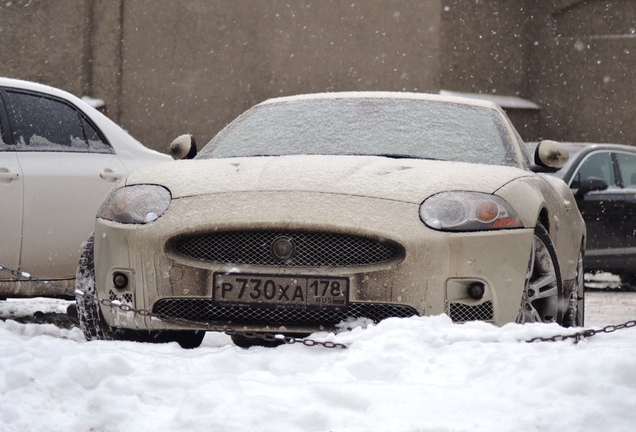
left=1, top=0, right=634, bottom=149
left=117, top=0, right=441, bottom=149
left=440, top=0, right=636, bottom=144
left=0, top=0, right=91, bottom=95
left=0, top=0, right=442, bottom=151
left=528, top=0, right=636, bottom=143
left=439, top=0, right=538, bottom=139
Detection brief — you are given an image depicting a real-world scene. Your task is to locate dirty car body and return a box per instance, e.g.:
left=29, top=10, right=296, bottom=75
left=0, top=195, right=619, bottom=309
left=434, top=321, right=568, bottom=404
left=78, top=92, right=586, bottom=348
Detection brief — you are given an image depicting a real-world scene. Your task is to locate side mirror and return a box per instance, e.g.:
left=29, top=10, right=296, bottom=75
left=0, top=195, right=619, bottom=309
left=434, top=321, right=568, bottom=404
left=533, top=140, right=569, bottom=171
left=169, top=134, right=197, bottom=160
left=576, top=176, right=608, bottom=199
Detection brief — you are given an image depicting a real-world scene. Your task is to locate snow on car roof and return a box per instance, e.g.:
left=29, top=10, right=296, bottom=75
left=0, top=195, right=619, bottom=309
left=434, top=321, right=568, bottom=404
left=259, top=91, right=501, bottom=110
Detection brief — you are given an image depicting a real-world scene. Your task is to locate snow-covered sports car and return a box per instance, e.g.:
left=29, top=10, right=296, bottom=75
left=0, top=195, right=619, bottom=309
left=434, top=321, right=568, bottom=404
left=76, top=92, right=586, bottom=348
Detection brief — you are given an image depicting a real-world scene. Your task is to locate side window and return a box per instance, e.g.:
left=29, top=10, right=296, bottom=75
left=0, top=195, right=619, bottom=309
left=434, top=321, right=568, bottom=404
left=0, top=114, right=5, bottom=149
left=571, top=152, right=616, bottom=189
left=0, top=96, right=9, bottom=150
left=615, top=152, right=636, bottom=188
left=4, top=90, right=111, bottom=153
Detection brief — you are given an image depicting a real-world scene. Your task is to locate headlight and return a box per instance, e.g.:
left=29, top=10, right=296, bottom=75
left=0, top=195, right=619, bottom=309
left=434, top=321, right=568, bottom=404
left=98, top=185, right=171, bottom=224
left=419, top=192, right=523, bottom=231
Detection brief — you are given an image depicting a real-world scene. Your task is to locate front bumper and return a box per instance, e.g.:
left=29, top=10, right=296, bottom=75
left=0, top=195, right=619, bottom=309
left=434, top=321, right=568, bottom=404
left=94, top=191, right=534, bottom=333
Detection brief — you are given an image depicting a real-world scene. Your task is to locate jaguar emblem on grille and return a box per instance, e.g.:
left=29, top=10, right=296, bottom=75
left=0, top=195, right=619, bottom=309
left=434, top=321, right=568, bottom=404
left=271, top=236, right=296, bottom=261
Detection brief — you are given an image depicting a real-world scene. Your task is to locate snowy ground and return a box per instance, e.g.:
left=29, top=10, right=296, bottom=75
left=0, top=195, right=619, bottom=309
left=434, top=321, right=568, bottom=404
left=1, top=288, right=635, bottom=432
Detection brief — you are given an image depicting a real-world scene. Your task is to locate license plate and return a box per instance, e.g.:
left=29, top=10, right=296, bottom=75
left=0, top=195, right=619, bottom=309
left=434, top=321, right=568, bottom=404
left=213, top=273, right=348, bottom=309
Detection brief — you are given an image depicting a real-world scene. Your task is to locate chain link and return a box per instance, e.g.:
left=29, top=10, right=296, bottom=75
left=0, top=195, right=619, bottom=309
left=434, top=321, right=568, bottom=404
left=526, top=319, right=636, bottom=343
left=0, top=264, right=347, bottom=349
left=3, top=263, right=635, bottom=346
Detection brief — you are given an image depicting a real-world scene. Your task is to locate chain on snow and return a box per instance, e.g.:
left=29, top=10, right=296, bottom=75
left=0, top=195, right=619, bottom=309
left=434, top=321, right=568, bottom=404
left=0, top=264, right=347, bottom=349
left=2, top=263, right=635, bottom=346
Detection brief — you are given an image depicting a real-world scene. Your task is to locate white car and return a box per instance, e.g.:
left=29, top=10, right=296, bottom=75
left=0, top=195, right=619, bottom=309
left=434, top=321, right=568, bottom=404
left=76, top=92, right=586, bottom=348
left=0, top=77, right=170, bottom=298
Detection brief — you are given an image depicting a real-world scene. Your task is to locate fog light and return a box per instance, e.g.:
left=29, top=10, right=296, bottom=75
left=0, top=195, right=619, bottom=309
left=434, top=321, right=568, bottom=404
left=468, top=282, right=485, bottom=299
left=113, top=272, right=129, bottom=289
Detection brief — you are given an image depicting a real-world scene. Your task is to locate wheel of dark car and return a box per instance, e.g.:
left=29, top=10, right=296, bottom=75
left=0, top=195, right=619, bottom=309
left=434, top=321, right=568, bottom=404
left=561, top=249, right=585, bottom=327
left=75, top=234, right=205, bottom=348
left=572, top=249, right=585, bottom=326
left=517, top=224, right=564, bottom=324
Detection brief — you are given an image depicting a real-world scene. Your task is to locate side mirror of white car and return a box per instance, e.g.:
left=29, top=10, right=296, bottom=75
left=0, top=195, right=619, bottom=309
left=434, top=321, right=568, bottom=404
left=169, top=134, right=198, bottom=160
left=533, top=140, right=569, bottom=171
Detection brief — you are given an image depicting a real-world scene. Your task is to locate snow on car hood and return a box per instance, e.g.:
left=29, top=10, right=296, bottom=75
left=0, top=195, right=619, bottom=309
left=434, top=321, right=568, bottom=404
left=125, top=155, right=531, bottom=203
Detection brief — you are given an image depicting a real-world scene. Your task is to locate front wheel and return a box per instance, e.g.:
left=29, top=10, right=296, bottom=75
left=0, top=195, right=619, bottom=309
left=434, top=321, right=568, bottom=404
left=74, top=234, right=205, bottom=349
left=75, top=234, right=113, bottom=341
left=517, top=224, right=563, bottom=324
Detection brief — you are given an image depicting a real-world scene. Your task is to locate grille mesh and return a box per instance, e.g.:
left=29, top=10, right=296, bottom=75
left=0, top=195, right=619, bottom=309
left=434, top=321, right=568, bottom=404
left=173, top=231, right=401, bottom=267
left=153, top=299, right=417, bottom=327
left=108, top=290, right=133, bottom=304
left=449, top=301, right=494, bottom=322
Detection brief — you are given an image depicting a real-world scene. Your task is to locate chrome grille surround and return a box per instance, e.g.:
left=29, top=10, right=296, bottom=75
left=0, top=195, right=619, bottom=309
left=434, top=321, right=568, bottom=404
left=172, top=230, right=403, bottom=267
left=152, top=299, right=417, bottom=327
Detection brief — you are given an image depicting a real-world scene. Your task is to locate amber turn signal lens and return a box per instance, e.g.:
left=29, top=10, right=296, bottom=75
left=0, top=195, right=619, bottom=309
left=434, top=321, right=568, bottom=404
left=475, top=200, right=499, bottom=223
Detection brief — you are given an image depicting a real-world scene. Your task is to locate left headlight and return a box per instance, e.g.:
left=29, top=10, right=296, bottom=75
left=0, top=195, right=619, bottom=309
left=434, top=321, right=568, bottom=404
left=419, top=191, right=523, bottom=231
left=97, top=185, right=171, bottom=224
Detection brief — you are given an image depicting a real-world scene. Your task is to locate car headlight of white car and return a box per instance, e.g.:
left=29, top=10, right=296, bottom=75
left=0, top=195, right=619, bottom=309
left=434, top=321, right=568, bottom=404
left=419, top=191, right=523, bottom=231
left=97, top=185, right=171, bottom=224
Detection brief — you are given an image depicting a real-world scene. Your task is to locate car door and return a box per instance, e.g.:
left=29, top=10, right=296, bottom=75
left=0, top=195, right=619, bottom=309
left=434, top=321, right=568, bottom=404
left=0, top=113, right=23, bottom=274
left=614, top=151, right=636, bottom=273
left=2, top=88, right=128, bottom=280
left=570, top=150, right=626, bottom=272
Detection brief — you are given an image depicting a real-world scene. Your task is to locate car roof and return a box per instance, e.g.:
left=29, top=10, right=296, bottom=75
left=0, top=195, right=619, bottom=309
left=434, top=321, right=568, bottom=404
left=526, top=141, right=636, bottom=157
left=558, top=142, right=636, bottom=153
left=259, top=91, right=502, bottom=110
left=523, top=141, right=636, bottom=180
left=0, top=77, right=80, bottom=100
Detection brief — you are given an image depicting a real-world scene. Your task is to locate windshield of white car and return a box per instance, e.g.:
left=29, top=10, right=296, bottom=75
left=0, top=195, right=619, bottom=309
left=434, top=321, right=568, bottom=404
left=198, top=98, right=519, bottom=166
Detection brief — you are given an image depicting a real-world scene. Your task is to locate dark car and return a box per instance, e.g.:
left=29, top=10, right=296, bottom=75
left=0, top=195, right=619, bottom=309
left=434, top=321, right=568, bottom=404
left=527, top=142, right=636, bottom=288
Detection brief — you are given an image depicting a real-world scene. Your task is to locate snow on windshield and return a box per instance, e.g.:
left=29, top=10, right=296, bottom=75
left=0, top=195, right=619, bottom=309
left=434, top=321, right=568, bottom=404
left=199, top=98, right=518, bottom=166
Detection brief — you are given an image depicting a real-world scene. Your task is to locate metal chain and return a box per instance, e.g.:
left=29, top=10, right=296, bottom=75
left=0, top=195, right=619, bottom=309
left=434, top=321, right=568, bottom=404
left=3, top=263, right=635, bottom=346
left=526, top=320, right=636, bottom=343
left=0, top=264, right=348, bottom=349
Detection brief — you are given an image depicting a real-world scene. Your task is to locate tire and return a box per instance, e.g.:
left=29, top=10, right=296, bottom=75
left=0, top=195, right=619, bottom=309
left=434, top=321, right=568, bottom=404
left=619, top=273, right=636, bottom=292
left=231, top=334, right=285, bottom=349
left=517, top=224, right=564, bottom=324
left=74, top=234, right=205, bottom=349
left=567, top=249, right=585, bottom=327
left=75, top=234, right=114, bottom=341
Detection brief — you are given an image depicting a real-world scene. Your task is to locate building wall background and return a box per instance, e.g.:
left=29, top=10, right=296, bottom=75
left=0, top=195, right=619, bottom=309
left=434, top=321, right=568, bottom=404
left=0, top=0, right=633, bottom=151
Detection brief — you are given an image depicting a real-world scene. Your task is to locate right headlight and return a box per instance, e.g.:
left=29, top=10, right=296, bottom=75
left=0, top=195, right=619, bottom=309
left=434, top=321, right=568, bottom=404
left=97, top=184, right=171, bottom=224
left=419, top=191, right=523, bottom=231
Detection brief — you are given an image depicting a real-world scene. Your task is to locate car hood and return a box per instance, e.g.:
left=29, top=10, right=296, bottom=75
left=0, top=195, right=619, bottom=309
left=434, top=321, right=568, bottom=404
left=125, top=155, right=531, bottom=203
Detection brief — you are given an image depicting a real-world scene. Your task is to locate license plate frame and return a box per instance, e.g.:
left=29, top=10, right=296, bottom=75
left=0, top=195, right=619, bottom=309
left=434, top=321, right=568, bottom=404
left=213, top=273, right=349, bottom=309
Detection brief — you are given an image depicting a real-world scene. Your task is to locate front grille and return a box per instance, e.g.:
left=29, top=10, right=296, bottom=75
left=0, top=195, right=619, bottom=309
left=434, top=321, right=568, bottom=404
left=173, top=231, right=402, bottom=267
left=449, top=301, right=494, bottom=322
left=153, top=299, right=417, bottom=327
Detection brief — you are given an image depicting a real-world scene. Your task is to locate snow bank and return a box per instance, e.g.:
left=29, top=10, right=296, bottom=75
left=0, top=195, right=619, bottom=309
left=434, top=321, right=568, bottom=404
left=1, top=314, right=635, bottom=432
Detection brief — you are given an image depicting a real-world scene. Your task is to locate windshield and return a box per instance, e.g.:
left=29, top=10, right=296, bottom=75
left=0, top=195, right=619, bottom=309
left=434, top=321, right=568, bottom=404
left=198, top=97, right=520, bottom=167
